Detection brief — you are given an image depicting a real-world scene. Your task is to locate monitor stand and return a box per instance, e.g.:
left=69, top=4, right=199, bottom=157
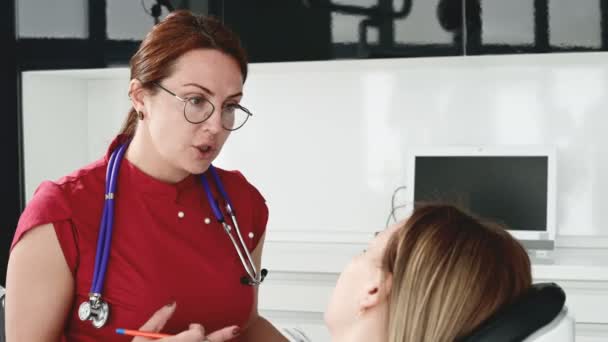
left=524, top=241, right=556, bottom=265
left=521, top=239, right=555, bottom=251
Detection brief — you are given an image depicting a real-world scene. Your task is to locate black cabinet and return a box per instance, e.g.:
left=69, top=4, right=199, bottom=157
left=209, top=0, right=608, bottom=62
left=220, top=0, right=463, bottom=62
left=104, top=0, right=608, bottom=63
left=222, top=1, right=333, bottom=62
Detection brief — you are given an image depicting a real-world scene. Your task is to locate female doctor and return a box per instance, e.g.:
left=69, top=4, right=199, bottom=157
left=6, top=10, right=287, bottom=342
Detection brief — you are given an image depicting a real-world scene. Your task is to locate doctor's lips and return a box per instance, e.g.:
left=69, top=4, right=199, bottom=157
left=194, top=144, right=216, bottom=158
left=198, top=145, right=213, bottom=153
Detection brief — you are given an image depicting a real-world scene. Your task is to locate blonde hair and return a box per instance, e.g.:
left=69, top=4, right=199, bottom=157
left=383, top=204, right=532, bottom=342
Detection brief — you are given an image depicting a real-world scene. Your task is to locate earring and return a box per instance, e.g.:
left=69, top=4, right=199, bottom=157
left=137, top=111, right=144, bottom=120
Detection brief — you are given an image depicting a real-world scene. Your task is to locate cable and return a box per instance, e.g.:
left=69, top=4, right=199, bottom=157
left=140, top=0, right=153, bottom=16
left=141, top=0, right=174, bottom=25
left=385, top=185, right=409, bottom=228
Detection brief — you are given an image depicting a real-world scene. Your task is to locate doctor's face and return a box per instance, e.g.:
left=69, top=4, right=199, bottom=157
left=324, top=223, right=399, bottom=334
left=143, top=48, right=244, bottom=176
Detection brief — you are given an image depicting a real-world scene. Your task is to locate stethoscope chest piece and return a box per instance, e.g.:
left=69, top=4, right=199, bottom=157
left=78, top=296, right=110, bottom=328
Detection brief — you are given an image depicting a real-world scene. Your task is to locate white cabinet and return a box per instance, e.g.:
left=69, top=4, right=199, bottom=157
left=261, top=232, right=608, bottom=341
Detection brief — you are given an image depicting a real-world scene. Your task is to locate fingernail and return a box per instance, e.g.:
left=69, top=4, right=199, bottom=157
left=232, top=327, right=240, bottom=336
left=165, top=301, right=176, bottom=308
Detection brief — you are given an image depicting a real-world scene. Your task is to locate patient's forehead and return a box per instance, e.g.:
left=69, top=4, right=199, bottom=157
left=369, top=224, right=400, bottom=257
left=375, top=221, right=402, bottom=242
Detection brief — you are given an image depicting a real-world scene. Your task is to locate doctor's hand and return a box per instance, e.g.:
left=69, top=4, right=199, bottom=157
left=132, top=302, right=240, bottom=342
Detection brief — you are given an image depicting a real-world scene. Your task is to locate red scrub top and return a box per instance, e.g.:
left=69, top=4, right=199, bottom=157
left=11, top=135, right=268, bottom=342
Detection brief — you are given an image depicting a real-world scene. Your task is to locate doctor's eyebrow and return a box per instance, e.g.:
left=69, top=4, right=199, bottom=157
left=374, top=231, right=382, bottom=237
left=183, top=82, right=214, bottom=95
left=183, top=82, right=243, bottom=99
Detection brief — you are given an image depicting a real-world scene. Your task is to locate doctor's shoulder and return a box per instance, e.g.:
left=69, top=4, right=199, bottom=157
left=12, top=158, right=106, bottom=248
left=212, top=167, right=267, bottom=205
left=27, top=157, right=106, bottom=212
left=5, top=160, right=107, bottom=341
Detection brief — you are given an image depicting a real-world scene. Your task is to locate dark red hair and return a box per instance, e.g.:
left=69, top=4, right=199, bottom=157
left=120, top=10, right=248, bottom=136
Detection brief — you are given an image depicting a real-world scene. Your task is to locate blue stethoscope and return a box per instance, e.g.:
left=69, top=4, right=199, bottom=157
left=78, top=142, right=267, bottom=328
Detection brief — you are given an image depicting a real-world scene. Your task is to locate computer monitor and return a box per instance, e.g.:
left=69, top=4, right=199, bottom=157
left=406, top=146, right=557, bottom=250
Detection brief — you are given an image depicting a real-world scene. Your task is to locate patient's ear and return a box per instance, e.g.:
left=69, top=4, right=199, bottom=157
left=359, top=272, right=392, bottom=312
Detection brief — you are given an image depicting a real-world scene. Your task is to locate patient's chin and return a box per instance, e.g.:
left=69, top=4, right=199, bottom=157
left=324, top=296, right=343, bottom=335
left=323, top=310, right=333, bottom=330
left=324, top=301, right=336, bottom=331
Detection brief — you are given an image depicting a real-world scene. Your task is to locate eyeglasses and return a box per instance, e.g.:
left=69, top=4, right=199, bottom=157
left=154, top=82, right=252, bottom=131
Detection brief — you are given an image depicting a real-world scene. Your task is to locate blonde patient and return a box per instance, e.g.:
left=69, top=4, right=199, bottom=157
left=325, top=204, right=532, bottom=342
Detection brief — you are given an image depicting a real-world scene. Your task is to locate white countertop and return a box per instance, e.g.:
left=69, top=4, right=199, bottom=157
left=532, top=248, right=608, bottom=281
left=264, top=231, right=608, bottom=282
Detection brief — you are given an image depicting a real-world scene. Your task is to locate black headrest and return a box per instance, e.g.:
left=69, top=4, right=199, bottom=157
left=459, top=282, right=566, bottom=342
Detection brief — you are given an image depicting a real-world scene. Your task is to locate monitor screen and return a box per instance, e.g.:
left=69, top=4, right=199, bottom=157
left=414, top=156, right=548, bottom=231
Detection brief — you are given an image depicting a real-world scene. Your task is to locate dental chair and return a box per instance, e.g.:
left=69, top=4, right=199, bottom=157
left=282, top=282, right=574, bottom=342
left=461, top=282, right=574, bottom=342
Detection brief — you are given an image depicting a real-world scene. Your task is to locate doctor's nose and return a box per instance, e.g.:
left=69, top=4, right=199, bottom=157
left=200, top=108, right=224, bottom=134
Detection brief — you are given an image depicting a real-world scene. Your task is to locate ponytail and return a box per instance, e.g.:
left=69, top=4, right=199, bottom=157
left=119, top=108, right=139, bottom=136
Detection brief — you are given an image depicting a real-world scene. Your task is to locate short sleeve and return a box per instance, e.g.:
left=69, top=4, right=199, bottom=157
left=11, top=181, right=79, bottom=275
left=231, top=170, right=269, bottom=251
left=250, top=182, right=269, bottom=250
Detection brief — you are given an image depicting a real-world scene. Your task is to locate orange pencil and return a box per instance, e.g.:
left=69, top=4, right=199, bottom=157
left=116, top=328, right=172, bottom=339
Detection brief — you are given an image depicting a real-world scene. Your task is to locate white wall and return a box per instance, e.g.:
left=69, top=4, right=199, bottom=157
left=229, top=53, right=608, bottom=241
left=21, top=75, right=90, bottom=193
left=21, top=52, right=608, bottom=242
